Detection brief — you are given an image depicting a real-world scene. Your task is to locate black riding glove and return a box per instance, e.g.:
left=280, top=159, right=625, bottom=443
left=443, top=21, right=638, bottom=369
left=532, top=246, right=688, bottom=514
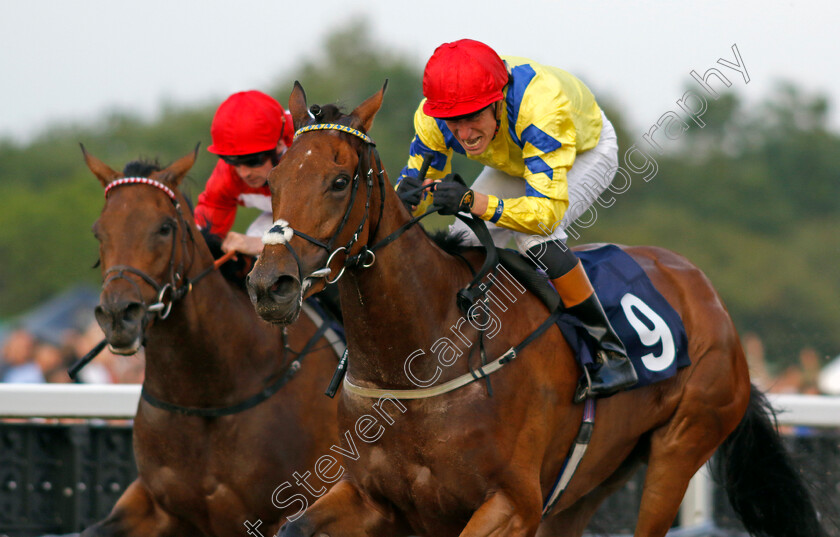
left=432, top=176, right=475, bottom=216
left=396, top=175, right=424, bottom=210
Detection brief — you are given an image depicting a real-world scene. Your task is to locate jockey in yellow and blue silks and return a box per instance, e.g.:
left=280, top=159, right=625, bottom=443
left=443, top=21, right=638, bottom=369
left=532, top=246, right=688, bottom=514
left=396, top=39, right=637, bottom=401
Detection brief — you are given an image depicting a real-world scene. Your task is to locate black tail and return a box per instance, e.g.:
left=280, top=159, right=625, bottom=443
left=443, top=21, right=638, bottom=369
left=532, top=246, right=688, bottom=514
left=714, top=384, right=826, bottom=537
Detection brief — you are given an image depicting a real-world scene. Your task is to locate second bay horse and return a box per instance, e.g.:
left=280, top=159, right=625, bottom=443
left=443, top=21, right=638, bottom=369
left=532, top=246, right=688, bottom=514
left=82, top=148, right=342, bottom=537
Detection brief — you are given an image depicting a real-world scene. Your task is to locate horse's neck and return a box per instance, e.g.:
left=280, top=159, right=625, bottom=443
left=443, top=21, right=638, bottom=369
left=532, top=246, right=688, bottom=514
left=142, top=249, right=282, bottom=400
left=339, top=203, right=468, bottom=387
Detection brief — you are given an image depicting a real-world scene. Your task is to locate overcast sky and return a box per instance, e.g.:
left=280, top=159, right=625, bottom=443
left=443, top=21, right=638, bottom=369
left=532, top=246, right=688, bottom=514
left=2, top=0, right=839, bottom=144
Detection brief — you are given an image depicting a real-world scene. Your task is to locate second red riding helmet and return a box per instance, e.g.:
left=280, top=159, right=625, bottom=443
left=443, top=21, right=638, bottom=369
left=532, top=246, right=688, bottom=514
left=207, top=91, right=294, bottom=156
left=422, top=39, right=509, bottom=119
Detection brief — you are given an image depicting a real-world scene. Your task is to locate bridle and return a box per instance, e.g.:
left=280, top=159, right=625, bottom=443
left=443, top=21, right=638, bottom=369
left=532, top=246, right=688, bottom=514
left=99, top=176, right=321, bottom=418
left=262, top=123, right=387, bottom=286
left=101, top=177, right=214, bottom=320
left=262, top=122, right=441, bottom=287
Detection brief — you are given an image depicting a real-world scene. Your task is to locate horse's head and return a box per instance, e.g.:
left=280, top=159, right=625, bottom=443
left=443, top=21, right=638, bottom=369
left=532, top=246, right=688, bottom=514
left=248, top=82, right=387, bottom=325
left=85, top=146, right=199, bottom=354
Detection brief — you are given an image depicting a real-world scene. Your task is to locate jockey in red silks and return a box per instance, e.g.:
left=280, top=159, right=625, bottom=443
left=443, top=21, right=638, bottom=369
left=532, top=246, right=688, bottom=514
left=396, top=39, right=637, bottom=400
left=195, top=90, right=293, bottom=257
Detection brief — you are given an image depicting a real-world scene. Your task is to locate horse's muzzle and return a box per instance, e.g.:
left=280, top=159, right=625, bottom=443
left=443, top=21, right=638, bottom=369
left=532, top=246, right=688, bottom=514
left=279, top=515, right=317, bottom=537
left=247, top=269, right=303, bottom=326
left=94, top=300, right=145, bottom=355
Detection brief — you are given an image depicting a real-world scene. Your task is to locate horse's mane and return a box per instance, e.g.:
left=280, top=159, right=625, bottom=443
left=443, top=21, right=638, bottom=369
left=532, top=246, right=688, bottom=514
left=428, top=228, right=471, bottom=256
left=310, top=103, right=346, bottom=124
left=122, top=158, right=196, bottom=211
left=123, top=158, right=162, bottom=177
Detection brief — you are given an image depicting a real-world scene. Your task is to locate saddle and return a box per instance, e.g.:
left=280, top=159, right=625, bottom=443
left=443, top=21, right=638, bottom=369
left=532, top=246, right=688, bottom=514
left=447, top=213, right=690, bottom=391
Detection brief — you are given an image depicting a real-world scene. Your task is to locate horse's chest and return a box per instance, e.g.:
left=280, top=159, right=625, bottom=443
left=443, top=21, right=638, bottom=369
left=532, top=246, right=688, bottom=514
left=351, top=429, right=489, bottom=524
left=133, top=414, right=286, bottom=525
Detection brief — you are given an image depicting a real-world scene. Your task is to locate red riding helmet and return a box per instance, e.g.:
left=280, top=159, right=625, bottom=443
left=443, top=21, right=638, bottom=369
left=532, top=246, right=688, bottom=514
left=422, top=39, right=509, bottom=119
left=207, top=91, right=294, bottom=156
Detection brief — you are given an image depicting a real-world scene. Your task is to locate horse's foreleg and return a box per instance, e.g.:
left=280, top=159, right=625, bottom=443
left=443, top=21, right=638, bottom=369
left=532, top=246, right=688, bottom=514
left=458, top=491, right=541, bottom=537
left=80, top=479, right=191, bottom=537
left=279, top=480, right=407, bottom=537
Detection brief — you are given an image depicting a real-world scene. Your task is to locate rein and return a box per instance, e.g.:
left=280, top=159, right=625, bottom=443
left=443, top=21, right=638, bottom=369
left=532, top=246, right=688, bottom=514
left=67, top=249, right=235, bottom=381
left=100, top=177, right=331, bottom=416
left=140, top=319, right=329, bottom=418
left=75, top=178, right=325, bottom=419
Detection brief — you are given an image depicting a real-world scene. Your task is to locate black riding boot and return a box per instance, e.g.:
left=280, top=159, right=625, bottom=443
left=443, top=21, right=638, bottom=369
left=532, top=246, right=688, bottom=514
left=566, top=294, right=638, bottom=402
left=548, top=259, right=638, bottom=402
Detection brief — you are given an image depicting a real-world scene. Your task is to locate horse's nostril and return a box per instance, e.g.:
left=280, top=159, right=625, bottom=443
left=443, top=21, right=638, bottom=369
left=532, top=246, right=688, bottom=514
left=270, top=275, right=299, bottom=300
left=123, top=302, right=146, bottom=323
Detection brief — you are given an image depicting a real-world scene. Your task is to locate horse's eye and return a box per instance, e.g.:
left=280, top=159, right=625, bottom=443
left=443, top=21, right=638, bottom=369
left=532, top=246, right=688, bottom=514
left=158, top=222, right=175, bottom=236
left=332, top=176, right=350, bottom=191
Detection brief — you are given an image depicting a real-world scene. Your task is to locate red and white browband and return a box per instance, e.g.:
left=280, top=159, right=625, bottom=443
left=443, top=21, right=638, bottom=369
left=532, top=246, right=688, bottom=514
left=104, top=177, right=177, bottom=201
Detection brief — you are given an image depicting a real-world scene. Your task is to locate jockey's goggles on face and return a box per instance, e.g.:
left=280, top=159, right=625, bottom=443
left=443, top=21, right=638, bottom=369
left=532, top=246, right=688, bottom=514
left=440, top=103, right=495, bottom=122
left=220, top=150, right=273, bottom=168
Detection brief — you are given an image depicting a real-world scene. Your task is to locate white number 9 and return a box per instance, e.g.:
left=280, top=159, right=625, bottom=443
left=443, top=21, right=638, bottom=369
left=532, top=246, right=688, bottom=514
left=619, top=293, right=676, bottom=372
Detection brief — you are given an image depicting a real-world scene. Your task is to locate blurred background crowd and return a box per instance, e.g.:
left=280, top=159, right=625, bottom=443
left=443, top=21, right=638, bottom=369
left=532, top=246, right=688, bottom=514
left=0, top=286, right=144, bottom=386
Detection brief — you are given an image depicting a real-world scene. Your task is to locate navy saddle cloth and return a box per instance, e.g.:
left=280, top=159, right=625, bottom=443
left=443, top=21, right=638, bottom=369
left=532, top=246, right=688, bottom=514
left=499, top=244, right=690, bottom=388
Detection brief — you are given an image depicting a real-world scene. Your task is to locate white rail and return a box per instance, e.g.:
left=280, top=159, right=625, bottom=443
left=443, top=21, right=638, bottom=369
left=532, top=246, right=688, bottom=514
left=767, top=393, right=840, bottom=427
left=1, top=385, right=838, bottom=534
left=0, top=383, right=140, bottom=418
left=2, top=385, right=836, bottom=423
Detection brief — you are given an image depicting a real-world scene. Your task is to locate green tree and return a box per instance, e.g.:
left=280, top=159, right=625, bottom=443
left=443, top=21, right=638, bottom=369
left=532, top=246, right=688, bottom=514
left=584, top=82, right=840, bottom=366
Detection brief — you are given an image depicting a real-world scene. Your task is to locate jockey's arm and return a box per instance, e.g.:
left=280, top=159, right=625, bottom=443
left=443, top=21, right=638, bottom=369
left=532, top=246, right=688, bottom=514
left=195, top=160, right=240, bottom=237
left=221, top=232, right=263, bottom=257
left=472, top=190, right=569, bottom=235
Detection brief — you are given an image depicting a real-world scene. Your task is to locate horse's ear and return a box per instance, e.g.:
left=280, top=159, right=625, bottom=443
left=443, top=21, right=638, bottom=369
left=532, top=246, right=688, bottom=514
left=289, top=81, right=310, bottom=130
left=351, top=80, right=388, bottom=134
left=155, top=143, right=199, bottom=187
left=80, top=143, right=121, bottom=187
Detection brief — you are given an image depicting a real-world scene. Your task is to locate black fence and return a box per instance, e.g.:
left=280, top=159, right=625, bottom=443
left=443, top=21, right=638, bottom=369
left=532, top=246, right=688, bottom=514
left=0, top=422, right=136, bottom=537
left=1, top=421, right=837, bottom=537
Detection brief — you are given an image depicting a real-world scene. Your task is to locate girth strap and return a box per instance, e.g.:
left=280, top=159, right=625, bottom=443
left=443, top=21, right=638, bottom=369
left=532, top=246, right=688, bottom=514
left=342, top=308, right=565, bottom=400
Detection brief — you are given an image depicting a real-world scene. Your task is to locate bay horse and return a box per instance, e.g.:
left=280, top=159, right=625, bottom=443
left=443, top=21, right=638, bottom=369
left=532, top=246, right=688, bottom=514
left=247, top=83, right=826, bottom=537
left=81, top=148, right=342, bottom=537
